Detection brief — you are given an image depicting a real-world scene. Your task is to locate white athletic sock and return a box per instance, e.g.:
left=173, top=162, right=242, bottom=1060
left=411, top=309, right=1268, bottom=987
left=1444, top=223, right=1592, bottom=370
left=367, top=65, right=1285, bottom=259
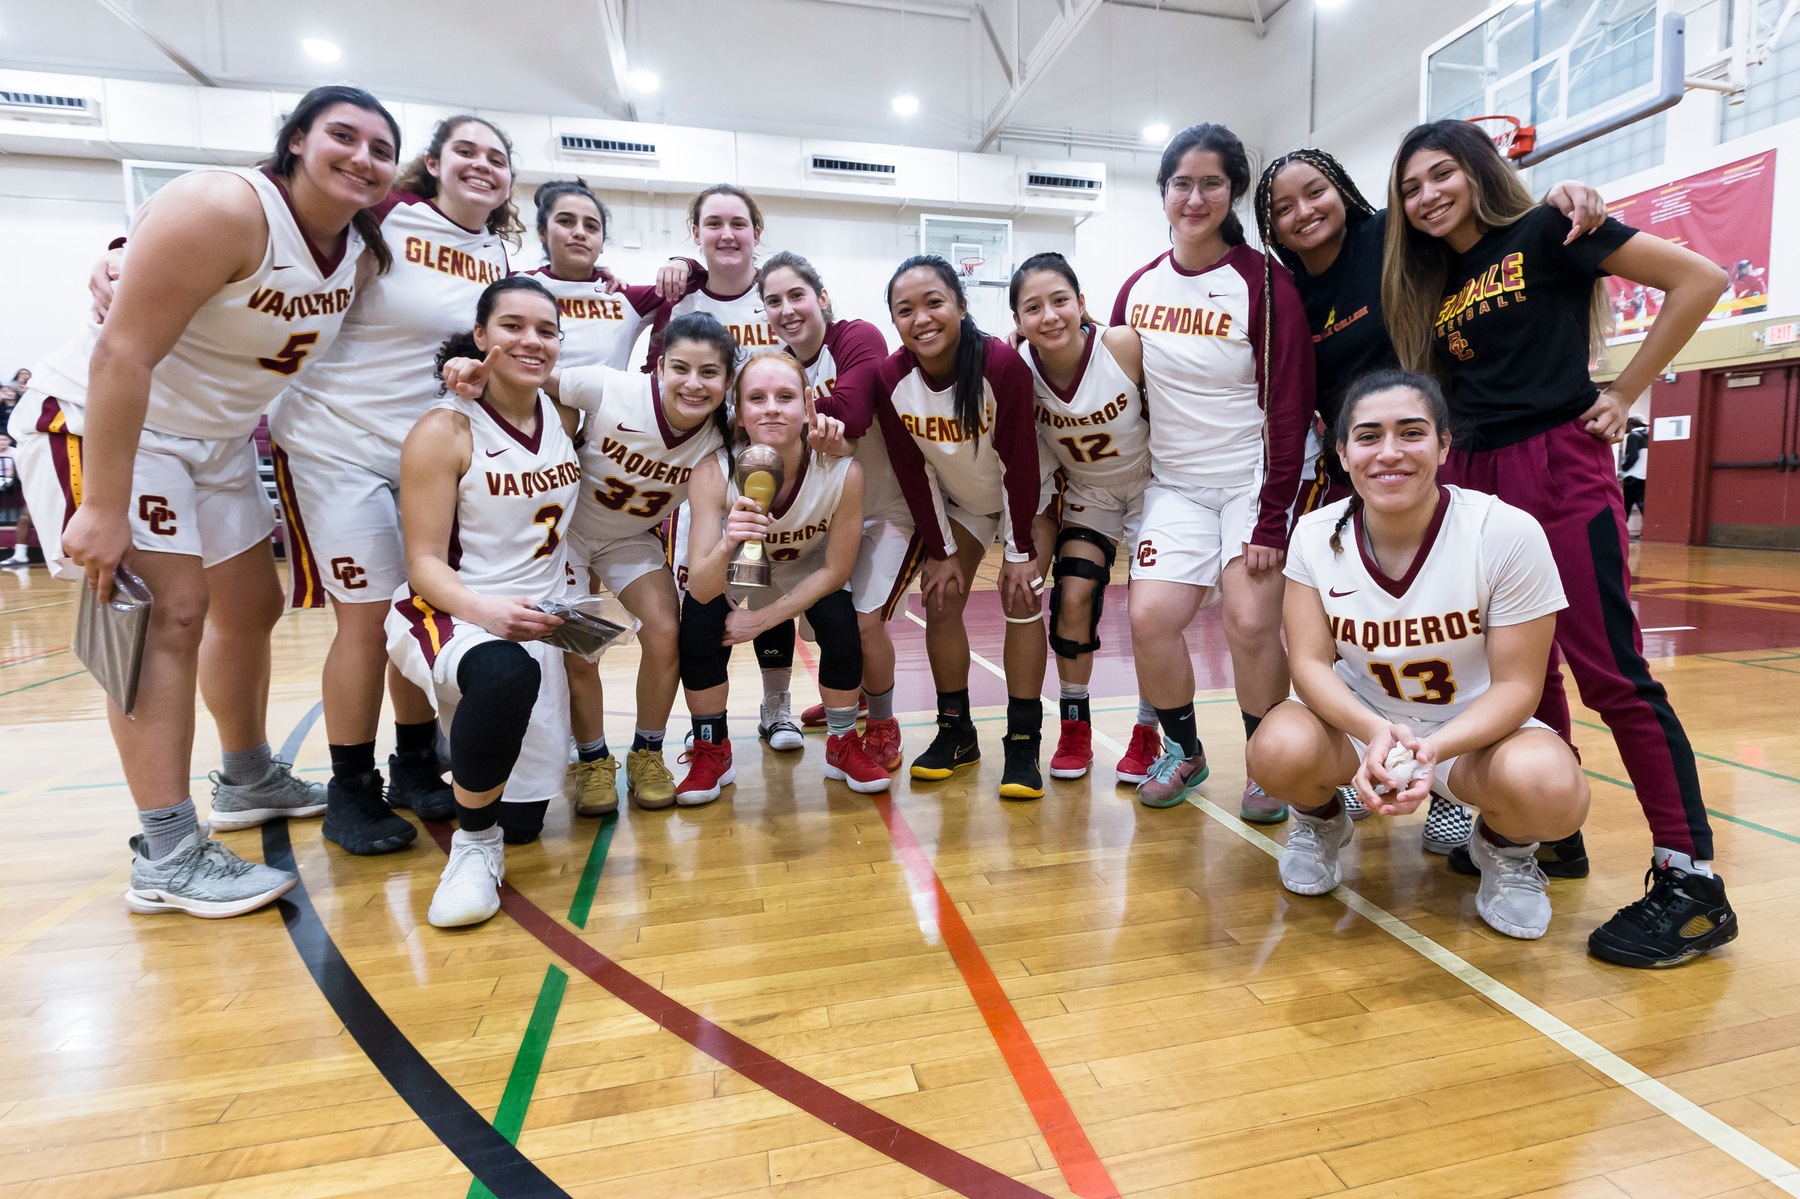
left=1654, top=846, right=1714, bottom=876
left=1136, top=698, right=1158, bottom=727
left=762, top=668, right=792, bottom=697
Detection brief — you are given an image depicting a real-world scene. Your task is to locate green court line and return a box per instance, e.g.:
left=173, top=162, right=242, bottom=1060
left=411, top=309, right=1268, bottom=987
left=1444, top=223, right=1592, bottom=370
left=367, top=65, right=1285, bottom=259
left=0, top=669, right=85, bottom=699
left=1572, top=717, right=1800, bottom=789
left=566, top=811, right=619, bottom=930
left=1582, top=766, right=1800, bottom=848
left=1698, top=653, right=1800, bottom=677
left=465, top=965, right=568, bottom=1199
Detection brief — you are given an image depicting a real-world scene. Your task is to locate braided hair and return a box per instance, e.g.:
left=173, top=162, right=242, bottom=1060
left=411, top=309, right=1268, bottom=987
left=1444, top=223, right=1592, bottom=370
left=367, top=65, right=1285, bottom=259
left=1326, top=368, right=1452, bottom=553
left=1252, top=148, right=1378, bottom=279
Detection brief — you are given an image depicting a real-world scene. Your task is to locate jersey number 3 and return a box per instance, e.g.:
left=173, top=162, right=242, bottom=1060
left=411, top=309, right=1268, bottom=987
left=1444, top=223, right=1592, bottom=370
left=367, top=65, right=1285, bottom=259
left=532, top=504, right=565, bottom=560
left=1368, top=659, right=1457, bottom=706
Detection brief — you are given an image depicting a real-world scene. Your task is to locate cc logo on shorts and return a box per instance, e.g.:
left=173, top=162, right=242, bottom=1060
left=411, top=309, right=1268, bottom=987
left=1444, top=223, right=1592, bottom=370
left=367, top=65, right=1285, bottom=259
left=331, top=556, right=368, bottom=590
left=1135, top=539, right=1157, bottom=568
left=138, top=495, right=178, bottom=536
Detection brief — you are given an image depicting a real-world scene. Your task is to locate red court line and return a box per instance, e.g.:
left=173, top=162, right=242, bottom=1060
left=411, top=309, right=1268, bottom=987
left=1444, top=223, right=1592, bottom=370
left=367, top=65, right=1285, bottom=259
left=423, top=825, right=1053, bottom=1199
left=872, top=798, right=1122, bottom=1199
left=0, top=645, right=67, bottom=668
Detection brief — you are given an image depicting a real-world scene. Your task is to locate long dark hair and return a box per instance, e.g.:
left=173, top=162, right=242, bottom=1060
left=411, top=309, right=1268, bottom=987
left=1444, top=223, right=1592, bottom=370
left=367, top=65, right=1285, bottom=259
left=433, top=276, right=559, bottom=390
left=1157, top=123, right=1251, bottom=248
left=886, top=254, right=988, bottom=448
left=1253, top=148, right=1379, bottom=278
left=264, top=85, right=400, bottom=275
left=658, top=311, right=738, bottom=452
left=1328, top=368, right=1453, bottom=553
left=534, top=178, right=610, bottom=263
left=394, top=114, right=525, bottom=246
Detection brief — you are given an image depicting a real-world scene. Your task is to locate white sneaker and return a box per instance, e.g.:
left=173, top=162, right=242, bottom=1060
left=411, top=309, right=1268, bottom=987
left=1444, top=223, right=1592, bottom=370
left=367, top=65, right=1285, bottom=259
left=125, top=832, right=296, bottom=918
left=1468, top=823, right=1551, bottom=939
left=428, top=828, right=504, bottom=928
left=1279, top=806, right=1354, bottom=896
left=758, top=691, right=804, bottom=752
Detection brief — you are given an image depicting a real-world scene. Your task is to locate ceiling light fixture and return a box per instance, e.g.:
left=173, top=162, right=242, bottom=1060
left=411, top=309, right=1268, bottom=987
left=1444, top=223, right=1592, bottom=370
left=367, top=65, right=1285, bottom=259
left=301, top=37, right=341, bottom=64
left=1143, top=122, right=1169, bottom=143
left=627, top=68, right=659, bottom=93
left=892, top=93, right=920, bottom=116
left=1317, top=0, right=1349, bottom=8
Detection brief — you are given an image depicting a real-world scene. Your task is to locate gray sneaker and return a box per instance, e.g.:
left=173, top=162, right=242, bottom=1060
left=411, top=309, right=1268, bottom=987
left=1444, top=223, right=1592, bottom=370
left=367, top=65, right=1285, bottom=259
left=125, top=832, right=297, bottom=918
left=1279, top=806, right=1354, bottom=896
left=1468, top=824, right=1551, bottom=939
left=209, top=759, right=327, bottom=831
left=758, top=692, right=804, bottom=752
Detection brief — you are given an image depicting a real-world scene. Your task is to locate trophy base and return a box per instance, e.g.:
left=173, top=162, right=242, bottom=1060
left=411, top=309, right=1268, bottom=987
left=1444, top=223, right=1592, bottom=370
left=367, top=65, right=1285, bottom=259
left=727, top=562, right=773, bottom=588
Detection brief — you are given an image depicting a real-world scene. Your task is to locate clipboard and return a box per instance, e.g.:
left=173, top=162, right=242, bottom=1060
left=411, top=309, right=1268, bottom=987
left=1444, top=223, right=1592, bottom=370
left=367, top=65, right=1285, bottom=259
left=73, top=565, right=152, bottom=716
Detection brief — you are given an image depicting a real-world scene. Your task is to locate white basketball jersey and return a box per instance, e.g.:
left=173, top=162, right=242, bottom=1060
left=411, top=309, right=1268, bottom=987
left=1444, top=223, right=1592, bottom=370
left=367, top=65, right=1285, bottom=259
left=438, top=393, right=580, bottom=600
left=558, top=365, right=724, bottom=546
left=720, top=448, right=854, bottom=574
left=30, top=167, right=363, bottom=441
left=1284, top=486, right=1567, bottom=726
left=672, top=281, right=781, bottom=365
left=523, top=268, right=658, bottom=370
left=280, top=194, right=508, bottom=448
left=802, top=320, right=907, bottom=524
left=1027, top=328, right=1151, bottom=492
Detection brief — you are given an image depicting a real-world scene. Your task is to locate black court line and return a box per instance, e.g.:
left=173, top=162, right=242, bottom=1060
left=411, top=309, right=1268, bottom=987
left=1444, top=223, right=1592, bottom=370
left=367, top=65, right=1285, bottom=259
left=262, top=803, right=569, bottom=1197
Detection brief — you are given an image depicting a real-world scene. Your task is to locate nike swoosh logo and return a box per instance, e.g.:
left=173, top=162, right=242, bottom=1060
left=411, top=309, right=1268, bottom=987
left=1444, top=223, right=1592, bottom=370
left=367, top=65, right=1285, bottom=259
left=953, top=745, right=978, bottom=763
left=272, top=264, right=296, bottom=272
left=1328, top=587, right=1357, bottom=597
left=485, top=448, right=508, bottom=458
left=1208, top=291, right=1227, bottom=299
left=617, top=423, right=644, bottom=433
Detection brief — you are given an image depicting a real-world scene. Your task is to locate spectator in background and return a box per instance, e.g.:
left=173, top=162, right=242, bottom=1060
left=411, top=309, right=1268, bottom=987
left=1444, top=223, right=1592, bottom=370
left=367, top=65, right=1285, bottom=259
left=0, top=431, right=25, bottom=564
left=0, top=385, right=18, bottom=431
left=1620, top=415, right=1649, bottom=538
left=9, top=369, right=29, bottom=387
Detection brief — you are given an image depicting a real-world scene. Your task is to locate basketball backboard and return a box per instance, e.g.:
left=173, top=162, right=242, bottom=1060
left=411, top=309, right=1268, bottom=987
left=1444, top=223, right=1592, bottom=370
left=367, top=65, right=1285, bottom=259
left=920, top=214, right=1013, bottom=336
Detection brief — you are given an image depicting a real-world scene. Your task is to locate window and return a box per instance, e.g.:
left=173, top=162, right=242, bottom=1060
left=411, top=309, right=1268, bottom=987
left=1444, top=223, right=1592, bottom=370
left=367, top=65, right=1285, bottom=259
left=1722, top=0, right=1800, bottom=140
left=1530, top=112, right=1666, bottom=187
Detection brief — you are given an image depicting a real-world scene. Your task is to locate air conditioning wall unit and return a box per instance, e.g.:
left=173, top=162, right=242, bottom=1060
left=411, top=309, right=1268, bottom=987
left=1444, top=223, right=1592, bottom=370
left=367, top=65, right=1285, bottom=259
left=808, top=154, right=896, bottom=181
left=1024, top=171, right=1103, bottom=195
left=560, top=132, right=658, bottom=160
left=0, top=89, right=99, bottom=123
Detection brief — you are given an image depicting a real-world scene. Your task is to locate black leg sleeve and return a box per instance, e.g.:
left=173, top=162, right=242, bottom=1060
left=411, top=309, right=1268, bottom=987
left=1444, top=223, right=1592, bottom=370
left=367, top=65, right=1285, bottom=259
left=680, top=593, right=733, bottom=691
left=806, top=590, right=863, bottom=692
left=450, top=641, right=541, bottom=794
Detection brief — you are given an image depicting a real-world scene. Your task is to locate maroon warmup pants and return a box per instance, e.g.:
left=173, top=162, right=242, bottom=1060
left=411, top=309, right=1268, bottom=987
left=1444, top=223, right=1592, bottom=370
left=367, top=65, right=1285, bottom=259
left=1442, top=418, right=1711, bottom=859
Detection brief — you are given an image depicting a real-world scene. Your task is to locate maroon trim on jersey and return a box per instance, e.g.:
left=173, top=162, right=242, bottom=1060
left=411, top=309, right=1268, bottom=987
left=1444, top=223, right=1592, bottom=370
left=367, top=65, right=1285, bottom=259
left=1028, top=324, right=1098, bottom=406
left=1353, top=486, right=1451, bottom=599
left=476, top=395, right=545, bottom=454
left=1109, top=252, right=1172, bottom=326
left=650, top=375, right=710, bottom=450
left=640, top=260, right=708, bottom=373
left=396, top=593, right=455, bottom=667
left=769, top=448, right=811, bottom=520
left=271, top=441, right=325, bottom=609
left=1228, top=244, right=1317, bottom=550
left=806, top=319, right=889, bottom=436
left=260, top=167, right=348, bottom=277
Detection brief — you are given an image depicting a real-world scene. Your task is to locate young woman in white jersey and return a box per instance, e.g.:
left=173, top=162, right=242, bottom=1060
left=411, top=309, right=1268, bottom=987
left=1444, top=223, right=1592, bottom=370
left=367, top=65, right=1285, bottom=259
left=1008, top=253, right=1153, bottom=784
left=444, top=312, right=737, bottom=816
left=675, top=353, right=888, bottom=802
left=7, top=87, right=399, bottom=918
left=1111, top=123, right=1316, bottom=817
left=523, top=179, right=666, bottom=371
left=387, top=278, right=581, bottom=927
left=869, top=255, right=1048, bottom=800
left=1249, top=370, right=1588, bottom=941
left=753, top=252, right=913, bottom=775
left=267, top=114, right=522, bottom=856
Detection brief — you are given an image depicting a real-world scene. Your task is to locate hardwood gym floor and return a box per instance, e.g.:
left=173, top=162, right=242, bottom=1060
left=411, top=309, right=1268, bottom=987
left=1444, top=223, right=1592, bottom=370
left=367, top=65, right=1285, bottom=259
left=3, top=543, right=1800, bottom=1198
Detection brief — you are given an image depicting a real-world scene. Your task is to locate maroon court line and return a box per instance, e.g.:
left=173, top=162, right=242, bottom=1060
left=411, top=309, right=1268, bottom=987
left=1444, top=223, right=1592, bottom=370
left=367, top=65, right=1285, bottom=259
left=425, top=824, right=1054, bottom=1199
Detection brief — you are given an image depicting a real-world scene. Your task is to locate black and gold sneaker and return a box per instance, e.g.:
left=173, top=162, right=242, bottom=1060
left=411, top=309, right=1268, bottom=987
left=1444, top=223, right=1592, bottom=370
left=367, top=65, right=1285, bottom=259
left=1449, top=829, right=1589, bottom=879
left=910, top=719, right=980, bottom=780
left=1588, top=864, right=1738, bottom=969
left=998, top=735, right=1044, bottom=801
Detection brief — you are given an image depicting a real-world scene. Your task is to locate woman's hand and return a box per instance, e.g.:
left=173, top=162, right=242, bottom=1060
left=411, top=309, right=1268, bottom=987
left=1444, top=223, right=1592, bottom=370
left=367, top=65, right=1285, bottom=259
left=998, top=555, right=1044, bottom=616
left=1580, top=386, right=1631, bottom=444
left=655, top=258, right=692, bottom=304
left=60, top=505, right=133, bottom=600
left=920, top=554, right=967, bottom=613
left=723, top=604, right=769, bottom=646
left=724, top=494, right=771, bottom=548
left=440, top=346, right=498, bottom=400
left=1353, top=723, right=1433, bottom=816
left=1544, top=181, right=1610, bottom=245
left=596, top=264, right=622, bottom=294
left=805, top=390, right=850, bottom=457
left=89, top=248, right=124, bottom=324
left=1243, top=543, right=1286, bottom=576
left=470, top=595, right=564, bottom=642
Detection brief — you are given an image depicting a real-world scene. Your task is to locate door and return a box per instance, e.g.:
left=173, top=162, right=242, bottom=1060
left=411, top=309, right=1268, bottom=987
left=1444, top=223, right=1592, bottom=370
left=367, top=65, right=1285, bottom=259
left=1704, top=366, right=1800, bottom=549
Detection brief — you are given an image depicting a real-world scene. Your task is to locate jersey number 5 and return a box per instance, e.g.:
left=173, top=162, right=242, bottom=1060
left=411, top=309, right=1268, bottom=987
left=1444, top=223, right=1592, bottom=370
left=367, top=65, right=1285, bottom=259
left=258, top=332, right=320, bottom=377
left=1056, top=432, right=1121, bottom=464
left=532, top=504, right=565, bottom=560
left=1368, top=659, right=1457, bottom=706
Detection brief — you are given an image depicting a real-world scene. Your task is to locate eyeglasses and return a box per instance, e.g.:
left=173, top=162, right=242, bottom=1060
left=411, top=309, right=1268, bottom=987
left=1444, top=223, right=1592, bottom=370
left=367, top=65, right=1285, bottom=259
left=1165, top=176, right=1232, bottom=200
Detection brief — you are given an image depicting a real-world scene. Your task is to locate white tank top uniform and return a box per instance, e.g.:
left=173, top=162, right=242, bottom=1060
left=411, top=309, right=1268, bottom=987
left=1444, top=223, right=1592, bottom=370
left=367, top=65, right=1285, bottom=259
left=1027, top=326, right=1151, bottom=546
left=12, top=166, right=364, bottom=577
left=384, top=394, right=581, bottom=805
left=1283, top=486, right=1567, bottom=800
left=644, top=268, right=782, bottom=370
left=521, top=267, right=662, bottom=370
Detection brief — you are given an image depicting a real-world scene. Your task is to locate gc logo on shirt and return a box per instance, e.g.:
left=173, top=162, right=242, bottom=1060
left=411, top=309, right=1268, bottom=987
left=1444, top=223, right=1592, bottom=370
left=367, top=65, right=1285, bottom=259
left=137, top=495, right=178, bottom=536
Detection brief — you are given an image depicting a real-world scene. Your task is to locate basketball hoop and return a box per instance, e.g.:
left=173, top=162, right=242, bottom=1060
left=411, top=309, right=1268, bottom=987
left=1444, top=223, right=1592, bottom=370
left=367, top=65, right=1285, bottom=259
left=958, top=256, right=985, bottom=281
left=1468, top=114, right=1536, bottom=162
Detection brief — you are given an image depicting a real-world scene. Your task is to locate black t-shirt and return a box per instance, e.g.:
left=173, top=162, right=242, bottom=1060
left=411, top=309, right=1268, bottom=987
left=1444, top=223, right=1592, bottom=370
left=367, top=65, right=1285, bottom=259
left=1433, top=205, right=1635, bottom=449
left=1296, top=209, right=1399, bottom=433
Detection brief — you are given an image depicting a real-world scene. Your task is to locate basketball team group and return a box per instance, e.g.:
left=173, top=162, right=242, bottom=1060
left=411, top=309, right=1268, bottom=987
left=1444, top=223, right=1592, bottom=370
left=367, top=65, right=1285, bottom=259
left=4, top=84, right=1738, bottom=971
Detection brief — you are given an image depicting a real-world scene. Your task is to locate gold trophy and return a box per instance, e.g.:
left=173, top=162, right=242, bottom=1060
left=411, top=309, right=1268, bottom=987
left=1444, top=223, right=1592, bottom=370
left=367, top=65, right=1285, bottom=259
left=726, top=444, right=784, bottom=588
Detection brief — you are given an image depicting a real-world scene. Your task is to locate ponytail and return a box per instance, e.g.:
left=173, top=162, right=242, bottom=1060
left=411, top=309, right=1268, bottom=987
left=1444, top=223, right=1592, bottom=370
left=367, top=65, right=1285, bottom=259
left=886, top=254, right=990, bottom=452
left=1328, top=493, right=1363, bottom=555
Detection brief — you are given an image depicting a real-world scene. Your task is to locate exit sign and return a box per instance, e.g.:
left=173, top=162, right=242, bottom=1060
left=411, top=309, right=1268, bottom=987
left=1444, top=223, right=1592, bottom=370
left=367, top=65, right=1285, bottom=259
left=1766, top=322, right=1799, bottom=348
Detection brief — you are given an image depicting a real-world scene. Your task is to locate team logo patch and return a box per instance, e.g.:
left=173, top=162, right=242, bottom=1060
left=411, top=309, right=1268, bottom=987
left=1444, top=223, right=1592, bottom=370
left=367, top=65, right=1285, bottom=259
left=138, top=495, right=178, bottom=536
left=331, top=557, right=368, bottom=590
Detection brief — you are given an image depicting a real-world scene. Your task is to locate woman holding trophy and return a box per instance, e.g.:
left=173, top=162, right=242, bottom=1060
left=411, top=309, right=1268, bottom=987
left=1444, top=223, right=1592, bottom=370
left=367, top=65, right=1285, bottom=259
left=675, top=353, right=890, bottom=803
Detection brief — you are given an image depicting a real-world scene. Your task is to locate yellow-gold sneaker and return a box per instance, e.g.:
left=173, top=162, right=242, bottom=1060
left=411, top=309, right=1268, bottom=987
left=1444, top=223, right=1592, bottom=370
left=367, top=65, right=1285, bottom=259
left=568, top=755, right=620, bottom=817
left=627, top=748, right=677, bottom=810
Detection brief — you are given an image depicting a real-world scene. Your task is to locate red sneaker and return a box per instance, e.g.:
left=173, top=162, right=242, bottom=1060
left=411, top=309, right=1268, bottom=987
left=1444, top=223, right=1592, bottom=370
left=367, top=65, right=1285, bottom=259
left=802, top=692, right=868, bottom=729
left=824, top=732, right=892, bottom=794
left=860, top=717, right=904, bottom=772
left=1115, top=722, right=1163, bottom=785
left=1048, top=719, right=1093, bottom=780
left=675, top=738, right=735, bottom=806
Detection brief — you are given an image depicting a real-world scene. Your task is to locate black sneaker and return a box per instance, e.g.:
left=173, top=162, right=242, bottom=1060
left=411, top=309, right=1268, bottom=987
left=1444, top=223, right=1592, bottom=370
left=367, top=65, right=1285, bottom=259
left=909, top=719, right=980, bottom=780
left=1588, top=864, right=1739, bottom=969
left=1450, top=829, right=1590, bottom=879
left=998, top=735, right=1044, bottom=801
left=388, top=750, right=455, bottom=822
left=322, top=770, right=418, bottom=855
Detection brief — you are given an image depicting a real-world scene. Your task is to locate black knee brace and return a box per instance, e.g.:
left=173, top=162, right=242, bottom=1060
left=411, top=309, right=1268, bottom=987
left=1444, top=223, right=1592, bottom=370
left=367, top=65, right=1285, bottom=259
left=1047, top=526, right=1114, bottom=660
left=450, top=641, right=541, bottom=794
left=753, top=620, right=795, bottom=669
left=679, top=593, right=732, bottom=691
left=806, top=590, right=862, bottom=691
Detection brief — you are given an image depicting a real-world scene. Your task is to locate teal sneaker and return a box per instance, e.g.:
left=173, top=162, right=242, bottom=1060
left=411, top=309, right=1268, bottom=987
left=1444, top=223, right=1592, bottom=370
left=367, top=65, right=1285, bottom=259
left=1137, top=748, right=1208, bottom=808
